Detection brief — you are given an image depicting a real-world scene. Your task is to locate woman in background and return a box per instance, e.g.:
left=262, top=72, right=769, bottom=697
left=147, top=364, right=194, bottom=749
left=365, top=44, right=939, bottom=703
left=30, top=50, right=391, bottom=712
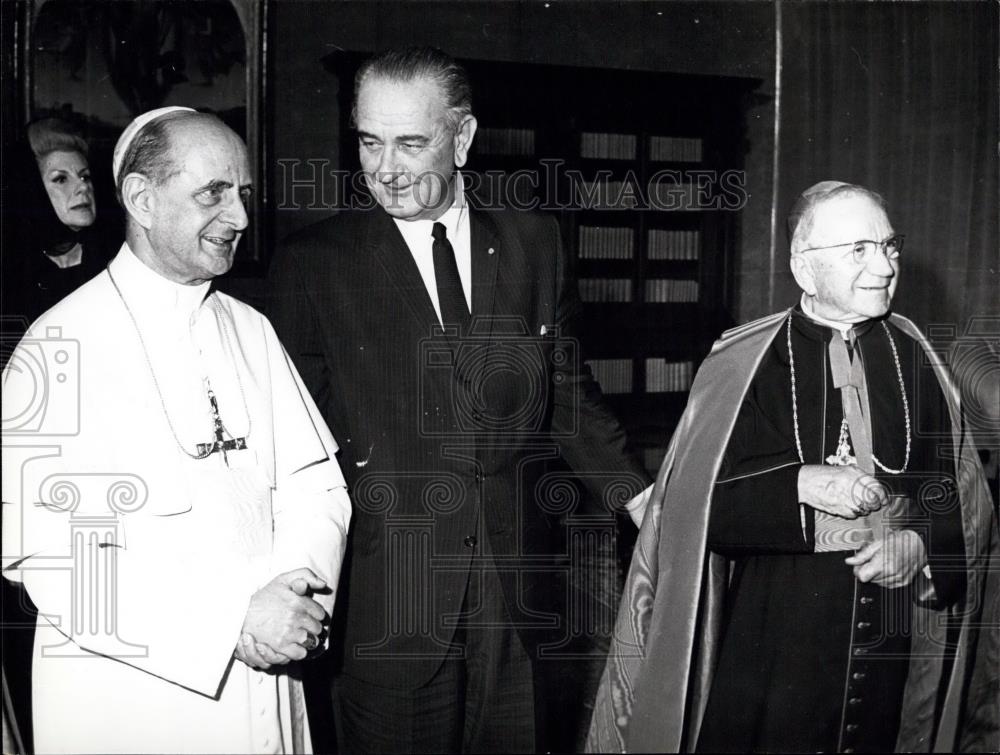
left=1, top=117, right=115, bottom=754
left=4, top=117, right=113, bottom=330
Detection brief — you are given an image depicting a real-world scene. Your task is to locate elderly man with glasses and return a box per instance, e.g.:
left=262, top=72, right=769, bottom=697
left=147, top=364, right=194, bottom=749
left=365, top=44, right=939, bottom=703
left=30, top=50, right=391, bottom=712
left=588, top=181, right=998, bottom=753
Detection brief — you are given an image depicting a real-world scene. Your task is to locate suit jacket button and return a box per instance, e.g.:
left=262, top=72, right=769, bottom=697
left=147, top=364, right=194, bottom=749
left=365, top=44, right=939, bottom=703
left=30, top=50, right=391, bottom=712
left=464, top=535, right=477, bottom=548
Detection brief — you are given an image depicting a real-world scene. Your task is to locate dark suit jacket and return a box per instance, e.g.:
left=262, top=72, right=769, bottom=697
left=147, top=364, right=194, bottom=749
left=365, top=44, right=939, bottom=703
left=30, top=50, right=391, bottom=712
left=268, top=205, right=650, bottom=689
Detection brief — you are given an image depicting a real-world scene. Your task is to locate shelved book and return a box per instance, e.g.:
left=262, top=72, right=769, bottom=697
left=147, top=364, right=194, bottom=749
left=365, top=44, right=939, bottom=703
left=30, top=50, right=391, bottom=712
left=586, top=358, right=633, bottom=394
left=647, top=181, right=700, bottom=211
left=575, top=179, right=640, bottom=210
left=649, top=135, right=703, bottom=162
left=475, top=127, right=535, bottom=156
left=578, top=278, right=633, bottom=303
left=580, top=132, right=637, bottom=160
left=645, top=359, right=694, bottom=392
left=647, top=229, right=700, bottom=260
left=644, top=279, right=699, bottom=304
left=578, top=226, right=635, bottom=260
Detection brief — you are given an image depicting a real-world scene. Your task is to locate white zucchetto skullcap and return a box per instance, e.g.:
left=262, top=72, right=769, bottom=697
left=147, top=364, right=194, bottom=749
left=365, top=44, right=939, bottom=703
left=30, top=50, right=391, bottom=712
left=112, top=106, right=196, bottom=182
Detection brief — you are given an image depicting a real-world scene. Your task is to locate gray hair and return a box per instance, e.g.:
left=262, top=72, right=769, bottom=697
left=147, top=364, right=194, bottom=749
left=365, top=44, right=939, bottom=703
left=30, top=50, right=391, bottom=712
left=114, top=110, right=209, bottom=204
left=788, top=182, right=887, bottom=253
left=351, top=46, right=473, bottom=132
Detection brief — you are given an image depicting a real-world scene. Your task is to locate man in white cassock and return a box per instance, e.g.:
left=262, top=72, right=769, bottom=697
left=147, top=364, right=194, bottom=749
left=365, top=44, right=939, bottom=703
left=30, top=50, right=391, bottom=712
left=1, top=107, right=351, bottom=754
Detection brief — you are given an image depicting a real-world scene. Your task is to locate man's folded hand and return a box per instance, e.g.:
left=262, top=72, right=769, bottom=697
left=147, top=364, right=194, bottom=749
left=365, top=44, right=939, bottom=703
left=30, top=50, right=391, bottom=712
left=238, top=567, right=328, bottom=665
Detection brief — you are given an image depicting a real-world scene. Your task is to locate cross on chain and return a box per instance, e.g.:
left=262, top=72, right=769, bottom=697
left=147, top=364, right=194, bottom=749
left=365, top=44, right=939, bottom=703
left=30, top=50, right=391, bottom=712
left=196, top=387, right=247, bottom=464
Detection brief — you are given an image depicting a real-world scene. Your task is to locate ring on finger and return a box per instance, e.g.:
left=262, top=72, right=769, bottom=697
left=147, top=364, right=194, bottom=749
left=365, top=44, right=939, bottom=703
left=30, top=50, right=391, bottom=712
left=303, top=633, right=319, bottom=651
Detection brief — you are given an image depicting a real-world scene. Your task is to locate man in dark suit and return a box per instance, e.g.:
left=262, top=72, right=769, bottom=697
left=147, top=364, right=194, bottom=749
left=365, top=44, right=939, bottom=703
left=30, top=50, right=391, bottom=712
left=268, top=47, right=650, bottom=753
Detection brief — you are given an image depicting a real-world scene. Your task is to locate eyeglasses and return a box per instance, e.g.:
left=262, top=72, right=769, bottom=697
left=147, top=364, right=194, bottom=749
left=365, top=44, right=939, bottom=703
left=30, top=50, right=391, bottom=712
left=797, top=234, right=905, bottom=265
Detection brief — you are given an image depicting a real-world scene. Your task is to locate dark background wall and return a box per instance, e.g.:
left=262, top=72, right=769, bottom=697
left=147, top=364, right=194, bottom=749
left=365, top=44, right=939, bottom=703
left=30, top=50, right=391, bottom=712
left=268, top=0, right=998, bottom=335
left=269, top=0, right=778, bottom=323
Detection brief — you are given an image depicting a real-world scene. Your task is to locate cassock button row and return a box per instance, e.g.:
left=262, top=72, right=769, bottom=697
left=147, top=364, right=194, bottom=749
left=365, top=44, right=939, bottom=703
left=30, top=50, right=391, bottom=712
left=848, top=697, right=862, bottom=706
left=846, top=724, right=859, bottom=732
left=859, top=596, right=874, bottom=605
left=464, top=535, right=478, bottom=548
left=853, top=648, right=867, bottom=656
left=856, top=621, right=871, bottom=629
left=852, top=672, right=866, bottom=681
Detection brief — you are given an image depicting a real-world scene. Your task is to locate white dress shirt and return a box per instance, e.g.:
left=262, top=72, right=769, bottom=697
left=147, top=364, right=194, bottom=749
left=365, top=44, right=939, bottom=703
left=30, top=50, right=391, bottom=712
left=392, top=175, right=472, bottom=324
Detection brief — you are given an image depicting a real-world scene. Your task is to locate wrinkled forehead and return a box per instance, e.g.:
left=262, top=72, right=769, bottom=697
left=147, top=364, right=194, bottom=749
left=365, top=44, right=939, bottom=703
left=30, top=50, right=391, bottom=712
left=806, top=193, right=894, bottom=245
left=357, top=74, right=450, bottom=127
left=165, top=119, right=250, bottom=181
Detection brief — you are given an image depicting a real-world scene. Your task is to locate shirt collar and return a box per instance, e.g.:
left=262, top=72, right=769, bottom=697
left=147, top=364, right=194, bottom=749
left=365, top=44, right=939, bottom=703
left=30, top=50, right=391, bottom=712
left=392, top=171, right=468, bottom=244
left=109, top=243, right=211, bottom=318
left=799, top=293, right=855, bottom=337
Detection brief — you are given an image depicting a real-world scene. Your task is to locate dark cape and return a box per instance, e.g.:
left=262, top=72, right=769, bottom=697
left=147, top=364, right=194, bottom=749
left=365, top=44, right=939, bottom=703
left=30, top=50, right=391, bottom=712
left=586, top=309, right=998, bottom=753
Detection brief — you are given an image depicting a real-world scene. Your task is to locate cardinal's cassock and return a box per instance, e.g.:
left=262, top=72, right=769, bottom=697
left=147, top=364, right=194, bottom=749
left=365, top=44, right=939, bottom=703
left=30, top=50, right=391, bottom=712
left=587, top=306, right=997, bottom=754
left=696, top=307, right=967, bottom=752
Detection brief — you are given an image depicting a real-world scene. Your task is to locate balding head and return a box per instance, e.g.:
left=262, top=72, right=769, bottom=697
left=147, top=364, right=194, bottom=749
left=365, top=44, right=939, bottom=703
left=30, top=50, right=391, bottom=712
left=118, top=111, right=251, bottom=285
left=788, top=182, right=900, bottom=323
left=114, top=111, right=236, bottom=204
left=788, top=181, right=887, bottom=254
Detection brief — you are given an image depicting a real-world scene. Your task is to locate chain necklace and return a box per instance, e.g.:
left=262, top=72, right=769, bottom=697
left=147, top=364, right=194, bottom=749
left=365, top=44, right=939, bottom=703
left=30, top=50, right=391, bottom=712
left=106, top=266, right=251, bottom=461
left=787, top=314, right=910, bottom=474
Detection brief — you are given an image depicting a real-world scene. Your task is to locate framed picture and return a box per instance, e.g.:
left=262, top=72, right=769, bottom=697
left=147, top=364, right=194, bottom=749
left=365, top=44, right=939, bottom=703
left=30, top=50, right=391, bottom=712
left=21, top=0, right=269, bottom=269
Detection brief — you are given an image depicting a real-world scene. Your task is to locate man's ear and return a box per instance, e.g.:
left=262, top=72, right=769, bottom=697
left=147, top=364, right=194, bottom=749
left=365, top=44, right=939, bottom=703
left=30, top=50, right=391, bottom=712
left=121, top=173, right=155, bottom=230
left=790, top=253, right=818, bottom=296
left=453, top=114, right=477, bottom=169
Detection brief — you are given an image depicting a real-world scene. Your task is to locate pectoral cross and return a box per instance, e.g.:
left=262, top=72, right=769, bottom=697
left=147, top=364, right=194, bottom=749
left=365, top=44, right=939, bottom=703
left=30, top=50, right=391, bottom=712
left=196, top=388, right=247, bottom=465
left=825, top=417, right=857, bottom=466
left=825, top=441, right=857, bottom=466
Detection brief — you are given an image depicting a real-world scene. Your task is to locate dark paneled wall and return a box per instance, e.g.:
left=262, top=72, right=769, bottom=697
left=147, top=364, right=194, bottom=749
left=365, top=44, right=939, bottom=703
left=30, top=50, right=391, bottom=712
left=269, top=0, right=777, bottom=323
left=268, top=1, right=997, bottom=332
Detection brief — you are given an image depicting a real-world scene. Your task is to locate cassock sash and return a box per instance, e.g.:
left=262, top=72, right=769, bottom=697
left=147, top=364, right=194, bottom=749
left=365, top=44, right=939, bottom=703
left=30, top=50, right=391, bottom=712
left=813, top=331, right=888, bottom=551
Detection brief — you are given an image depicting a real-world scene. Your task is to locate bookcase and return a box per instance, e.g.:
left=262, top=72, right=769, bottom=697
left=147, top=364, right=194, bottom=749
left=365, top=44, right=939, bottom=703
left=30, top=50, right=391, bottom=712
left=461, top=61, right=758, bottom=476
left=325, top=52, right=759, bottom=478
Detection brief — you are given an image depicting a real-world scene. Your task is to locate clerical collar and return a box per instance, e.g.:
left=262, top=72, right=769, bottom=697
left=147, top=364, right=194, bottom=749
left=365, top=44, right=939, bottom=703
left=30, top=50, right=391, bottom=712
left=800, top=294, right=859, bottom=339
left=109, top=243, right=211, bottom=318
left=391, top=171, right=468, bottom=243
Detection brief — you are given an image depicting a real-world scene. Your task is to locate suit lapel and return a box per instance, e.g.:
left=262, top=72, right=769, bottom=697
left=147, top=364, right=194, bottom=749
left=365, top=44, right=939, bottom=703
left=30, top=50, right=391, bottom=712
left=365, top=210, right=441, bottom=331
left=365, top=204, right=501, bottom=347
left=470, top=207, right=500, bottom=339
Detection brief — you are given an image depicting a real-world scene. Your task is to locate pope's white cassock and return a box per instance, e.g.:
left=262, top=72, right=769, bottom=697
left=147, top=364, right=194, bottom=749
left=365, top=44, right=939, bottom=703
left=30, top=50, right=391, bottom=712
left=1, top=244, right=351, bottom=754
